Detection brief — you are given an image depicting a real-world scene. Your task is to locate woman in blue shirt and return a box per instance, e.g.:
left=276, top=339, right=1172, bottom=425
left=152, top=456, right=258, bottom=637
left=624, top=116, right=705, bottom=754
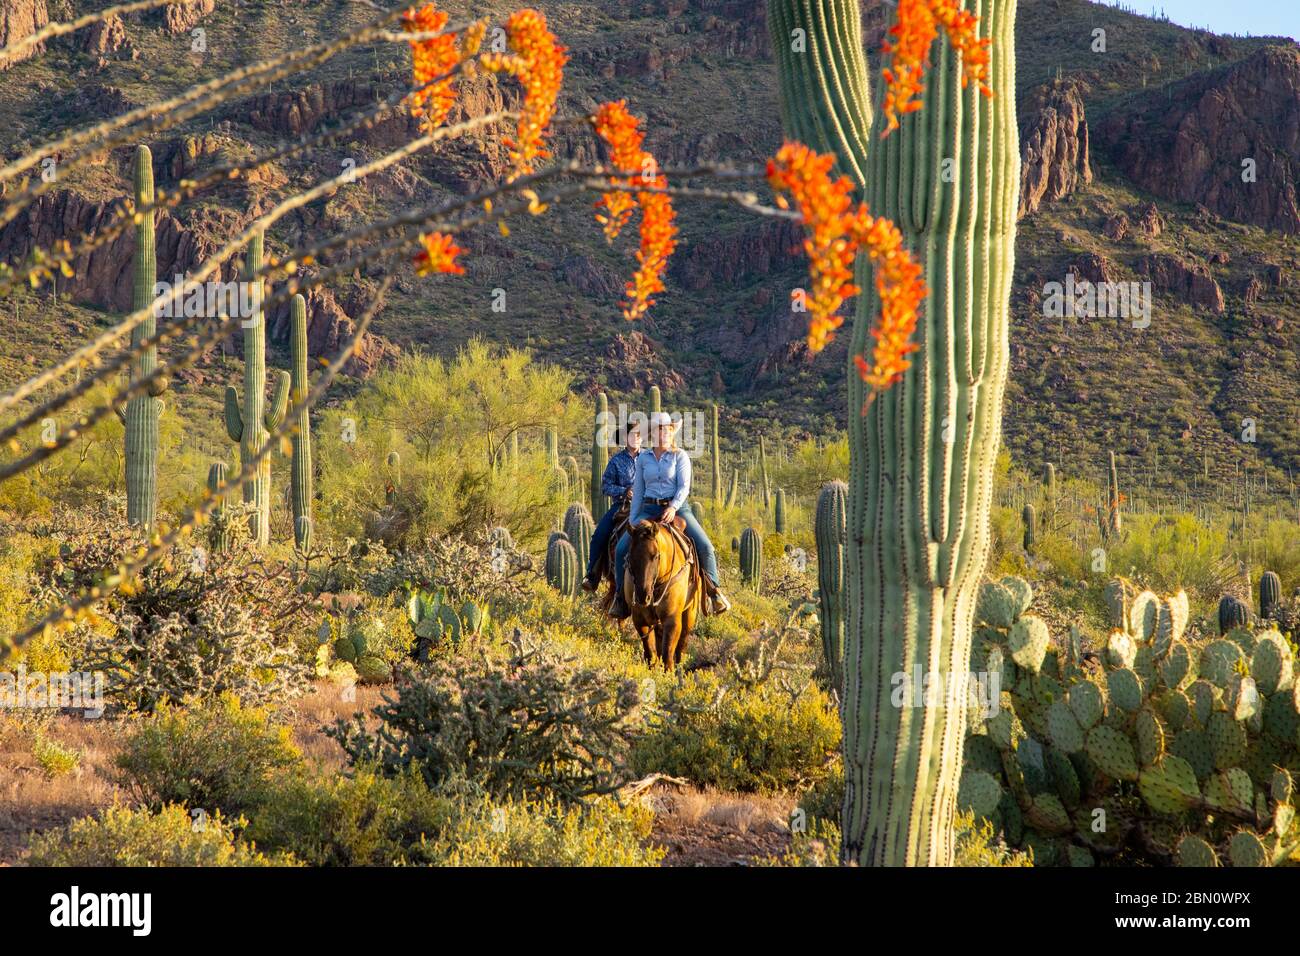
left=610, top=412, right=730, bottom=618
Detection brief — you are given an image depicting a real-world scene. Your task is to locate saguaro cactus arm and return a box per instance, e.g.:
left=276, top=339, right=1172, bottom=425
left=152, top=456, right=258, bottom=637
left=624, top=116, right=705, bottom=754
left=265, top=370, right=290, bottom=431
left=224, top=385, right=243, bottom=442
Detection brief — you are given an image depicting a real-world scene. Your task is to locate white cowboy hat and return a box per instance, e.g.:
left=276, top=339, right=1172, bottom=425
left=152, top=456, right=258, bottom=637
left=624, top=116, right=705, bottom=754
left=649, top=412, right=675, bottom=429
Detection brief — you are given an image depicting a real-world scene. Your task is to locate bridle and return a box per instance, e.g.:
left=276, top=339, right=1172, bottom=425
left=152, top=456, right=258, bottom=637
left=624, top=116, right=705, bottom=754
left=634, top=525, right=689, bottom=609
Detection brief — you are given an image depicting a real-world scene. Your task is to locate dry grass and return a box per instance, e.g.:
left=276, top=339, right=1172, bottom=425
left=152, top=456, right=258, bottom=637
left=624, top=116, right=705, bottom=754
left=0, top=680, right=388, bottom=865
left=646, top=785, right=796, bottom=866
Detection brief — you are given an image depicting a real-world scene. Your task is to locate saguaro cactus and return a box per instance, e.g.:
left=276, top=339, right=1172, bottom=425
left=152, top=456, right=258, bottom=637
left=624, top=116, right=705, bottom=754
left=758, top=435, right=771, bottom=508
left=1102, top=450, right=1122, bottom=539
left=124, top=144, right=167, bottom=528
left=1022, top=503, right=1036, bottom=554
left=289, top=293, right=313, bottom=550
left=769, top=0, right=1020, bottom=864
left=739, top=526, right=762, bottom=591
left=207, top=461, right=232, bottom=553
left=545, top=426, right=558, bottom=467
left=591, top=391, right=610, bottom=517
left=775, top=487, right=788, bottom=534
left=545, top=536, right=578, bottom=595
left=1260, top=571, right=1281, bottom=619
left=648, top=384, right=661, bottom=415
left=563, top=503, right=594, bottom=574
left=710, top=403, right=722, bottom=503
left=223, top=232, right=289, bottom=547
left=815, top=481, right=847, bottom=691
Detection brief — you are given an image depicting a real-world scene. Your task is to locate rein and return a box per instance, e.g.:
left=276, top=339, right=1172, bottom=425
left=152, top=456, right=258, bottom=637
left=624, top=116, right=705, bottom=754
left=640, top=526, right=690, bottom=609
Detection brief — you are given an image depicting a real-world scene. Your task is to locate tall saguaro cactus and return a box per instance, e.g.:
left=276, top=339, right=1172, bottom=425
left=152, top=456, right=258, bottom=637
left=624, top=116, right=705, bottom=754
left=710, top=403, right=722, bottom=503
left=815, top=480, right=847, bottom=692
left=124, top=145, right=167, bottom=527
left=591, top=391, right=610, bottom=516
left=223, top=232, right=289, bottom=547
left=769, top=0, right=1020, bottom=865
left=289, top=293, right=313, bottom=550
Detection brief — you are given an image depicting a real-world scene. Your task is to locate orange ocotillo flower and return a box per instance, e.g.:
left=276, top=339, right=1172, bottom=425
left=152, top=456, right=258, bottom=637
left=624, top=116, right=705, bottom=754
left=413, top=231, right=465, bottom=275
left=880, top=0, right=992, bottom=136
left=591, top=100, right=678, bottom=322
left=767, top=142, right=926, bottom=400
left=401, top=3, right=463, bottom=132
left=480, top=9, right=568, bottom=178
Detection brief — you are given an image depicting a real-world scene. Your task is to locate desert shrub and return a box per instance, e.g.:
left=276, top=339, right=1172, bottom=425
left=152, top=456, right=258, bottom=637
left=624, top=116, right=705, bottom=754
left=755, top=819, right=842, bottom=867
left=329, top=636, right=641, bottom=803
left=798, top=761, right=844, bottom=824
left=953, top=812, right=1033, bottom=868
left=316, top=341, right=583, bottom=549
left=25, top=804, right=299, bottom=867
left=32, top=736, right=81, bottom=777
left=245, top=767, right=458, bottom=866
left=432, top=791, right=663, bottom=867
left=631, top=667, right=840, bottom=793
left=113, top=694, right=303, bottom=817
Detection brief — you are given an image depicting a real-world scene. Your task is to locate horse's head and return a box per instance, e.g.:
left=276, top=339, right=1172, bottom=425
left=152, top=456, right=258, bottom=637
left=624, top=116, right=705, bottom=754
left=627, top=520, right=663, bottom=605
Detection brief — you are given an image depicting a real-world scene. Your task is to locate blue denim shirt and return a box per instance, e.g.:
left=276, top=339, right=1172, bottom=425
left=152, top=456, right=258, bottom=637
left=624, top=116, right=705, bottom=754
left=630, top=448, right=691, bottom=518
left=600, top=449, right=637, bottom=500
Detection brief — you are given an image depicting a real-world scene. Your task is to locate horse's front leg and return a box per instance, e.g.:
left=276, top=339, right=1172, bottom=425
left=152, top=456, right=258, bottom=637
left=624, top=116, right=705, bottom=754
left=636, top=621, right=656, bottom=667
left=659, top=614, right=682, bottom=673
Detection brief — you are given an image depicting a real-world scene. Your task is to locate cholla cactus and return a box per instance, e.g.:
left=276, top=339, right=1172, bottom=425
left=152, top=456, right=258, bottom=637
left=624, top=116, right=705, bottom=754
left=963, top=577, right=1300, bottom=866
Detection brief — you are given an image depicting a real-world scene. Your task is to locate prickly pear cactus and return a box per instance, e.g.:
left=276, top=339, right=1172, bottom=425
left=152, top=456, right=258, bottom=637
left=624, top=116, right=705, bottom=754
left=964, top=578, right=1300, bottom=867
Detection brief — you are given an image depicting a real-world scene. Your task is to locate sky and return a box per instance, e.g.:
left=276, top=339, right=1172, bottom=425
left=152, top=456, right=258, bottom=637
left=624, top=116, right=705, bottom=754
left=1098, top=0, right=1300, bottom=41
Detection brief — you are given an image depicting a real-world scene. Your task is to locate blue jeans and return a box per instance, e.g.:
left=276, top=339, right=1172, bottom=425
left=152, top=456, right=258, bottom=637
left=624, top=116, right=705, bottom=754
left=587, top=502, right=624, bottom=577
left=614, top=501, right=719, bottom=590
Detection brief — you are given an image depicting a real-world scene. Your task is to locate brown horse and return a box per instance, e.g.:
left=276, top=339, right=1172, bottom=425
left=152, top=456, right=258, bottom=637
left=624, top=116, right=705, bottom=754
left=621, top=519, right=701, bottom=671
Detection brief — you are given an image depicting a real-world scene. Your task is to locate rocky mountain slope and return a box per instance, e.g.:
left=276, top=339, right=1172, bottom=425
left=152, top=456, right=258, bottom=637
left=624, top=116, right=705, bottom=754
left=0, top=0, right=1297, bottom=495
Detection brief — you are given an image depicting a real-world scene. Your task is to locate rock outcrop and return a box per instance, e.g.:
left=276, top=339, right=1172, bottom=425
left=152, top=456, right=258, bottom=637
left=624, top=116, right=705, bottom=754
left=1138, top=253, right=1225, bottom=314
left=1099, top=45, right=1300, bottom=234
left=0, top=0, right=48, bottom=70
left=158, top=0, right=214, bottom=35
left=1018, top=79, right=1093, bottom=218
left=266, top=283, right=398, bottom=378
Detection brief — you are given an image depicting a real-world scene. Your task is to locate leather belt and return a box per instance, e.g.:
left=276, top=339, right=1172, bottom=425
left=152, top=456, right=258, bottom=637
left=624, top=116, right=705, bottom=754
left=646, top=497, right=674, bottom=506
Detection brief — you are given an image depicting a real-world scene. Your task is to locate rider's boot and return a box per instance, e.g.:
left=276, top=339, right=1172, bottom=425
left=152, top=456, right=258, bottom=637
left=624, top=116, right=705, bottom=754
left=581, top=573, right=599, bottom=593
left=609, top=590, right=630, bottom=619
left=710, top=589, right=731, bottom=615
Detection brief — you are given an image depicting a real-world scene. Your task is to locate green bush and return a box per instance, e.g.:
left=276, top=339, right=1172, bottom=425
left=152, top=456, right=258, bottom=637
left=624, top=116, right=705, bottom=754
left=245, top=768, right=458, bottom=866
left=431, top=791, right=663, bottom=867
left=329, top=638, right=641, bottom=803
left=114, top=694, right=303, bottom=816
left=631, top=668, right=840, bottom=793
left=25, top=805, right=299, bottom=867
